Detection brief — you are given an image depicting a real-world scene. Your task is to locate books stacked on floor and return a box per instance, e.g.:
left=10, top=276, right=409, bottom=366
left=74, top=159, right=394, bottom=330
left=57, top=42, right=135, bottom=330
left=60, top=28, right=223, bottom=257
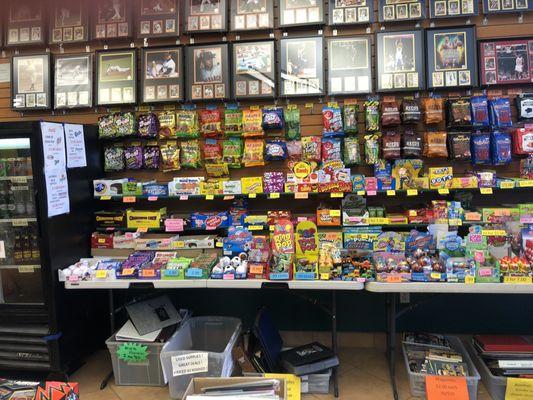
left=185, top=379, right=282, bottom=399
left=473, top=335, right=533, bottom=378
left=403, top=333, right=468, bottom=376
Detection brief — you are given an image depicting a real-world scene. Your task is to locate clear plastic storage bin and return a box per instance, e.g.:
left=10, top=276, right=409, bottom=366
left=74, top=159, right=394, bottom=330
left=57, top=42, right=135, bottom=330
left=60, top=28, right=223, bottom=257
left=466, top=340, right=507, bottom=400
left=402, top=336, right=481, bottom=399
left=160, top=316, right=241, bottom=399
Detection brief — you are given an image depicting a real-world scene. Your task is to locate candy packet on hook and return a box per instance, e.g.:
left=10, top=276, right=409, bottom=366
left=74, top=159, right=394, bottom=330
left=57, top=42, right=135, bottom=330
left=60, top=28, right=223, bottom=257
left=262, top=107, right=284, bottom=130
left=180, top=140, right=202, bottom=169
left=343, top=137, right=361, bottom=166
left=491, top=130, right=512, bottom=165
left=176, top=110, right=199, bottom=139
left=242, top=109, right=264, bottom=138
left=343, top=104, right=359, bottom=135
left=285, top=108, right=301, bottom=140
left=322, top=106, right=344, bottom=137
left=199, top=109, right=223, bottom=138
left=364, top=101, right=380, bottom=132
left=158, top=111, right=176, bottom=138
left=489, top=97, right=513, bottom=128
left=470, top=96, right=489, bottom=128
left=224, top=109, right=243, bottom=137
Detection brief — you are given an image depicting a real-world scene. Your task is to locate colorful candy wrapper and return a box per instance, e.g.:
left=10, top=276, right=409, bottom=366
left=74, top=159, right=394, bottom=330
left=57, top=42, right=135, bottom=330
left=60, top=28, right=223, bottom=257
left=180, top=140, right=201, bottom=169
left=137, top=113, right=159, bottom=138
left=364, top=101, right=380, bottom=132
left=381, top=101, right=401, bottom=127
left=516, top=94, right=533, bottom=121
left=302, top=136, right=322, bottom=163
left=423, top=98, right=444, bottom=124
left=98, top=114, right=116, bottom=138
left=471, top=132, right=491, bottom=165
left=364, top=135, right=380, bottom=164
left=265, top=140, right=288, bottom=161
left=343, top=104, right=359, bottom=135
left=242, top=109, right=264, bottom=137
left=513, top=126, right=533, bottom=155
left=343, top=137, right=361, bottom=166
left=199, top=109, right=223, bottom=138
left=242, top=139, right=265, bottom=167
left=262, top=107, right=284, bottom=130
left=158, top=111, right=176, bottom=138
left=143, top=146, right=160, bottom=169
left=205, top=163, right=229, bottom=178
left=287, top=140, right=303, bottom=161
left=115, top=112, right=136, bottom=137
left=104, top=145, right=124, bottom=171
left=223, top=138, right=243, bottom=168
left=491, top=131, right=512, bottom=165
left=470, top=96, right=490, bottom=128
left=224, top=109, right=243, bottom=137
left=176, top=110, right=199, bottom=138
left=448, top=132, right=471, bottom=161
left=285, top=108, right=301, bottom=140
left=490, top=98, right=513, bottom=128
left=402, top=100, right=421, bottom=124
left=124, top=146, right=143, bottom=170
left=160, top=144, right=180, bottom=172
left=322, top=106, right=344, bottom=137
left=447, top=98, right=472, bottom=127
left=321, top=138, right=342, bottom=163
left=424, top=131, right=448, bottom=158
left=203, top=139, right=223, bottom=164
left=382, top=130, right=401, bottom=160
left=263, top=172, right=285, bottom=193
left=402, top=128, right=423, bottom=158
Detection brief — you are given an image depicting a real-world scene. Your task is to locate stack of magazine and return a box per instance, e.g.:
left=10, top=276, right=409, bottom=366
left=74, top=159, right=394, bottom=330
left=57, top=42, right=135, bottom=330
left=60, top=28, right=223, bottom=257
left=473, top=335, right=533, bottom=378
left=403, top=333, right=469, bottom=377
left=185, top=379, right=282, bottom=400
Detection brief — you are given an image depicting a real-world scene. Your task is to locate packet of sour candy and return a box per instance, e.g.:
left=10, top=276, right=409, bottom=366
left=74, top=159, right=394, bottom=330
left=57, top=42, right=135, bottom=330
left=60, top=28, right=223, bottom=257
left=364, top=101, right=380, bottom=132
left=160, top=143, right=180, bottom=172
left=243, top=109, right=264, bottom=137
left=343, top=137, right=360, bottom=166
left=224, top=109, right=243, bottom=137
left=143, top=146, right=160, bottom=170
left=322, top=106, right=344, bottom=137
left=158, top=111, right=176, bottom=138
left=343, top=104, right=359, bottom=135
left=104, top=145, right=124, bottom=171
left=285, top=108, right=301, bottom=140
left=180, top=140, right=202, bottom=168
left=321, top=138, right=342, bottom=163
left=199, top=109, right=223, bottom=138
left=176, top=110, right=199, bottom=138
left=364, top=135, right=380, bottom=164
left=302, top=136, right=322, bottom=163
left=203, top=139, right=223, bottom=164
left=242, top=139, right=265, bottom=167
left=137, top=113, right=159, bottom=138
left=223, top=138, right=243, bottom=168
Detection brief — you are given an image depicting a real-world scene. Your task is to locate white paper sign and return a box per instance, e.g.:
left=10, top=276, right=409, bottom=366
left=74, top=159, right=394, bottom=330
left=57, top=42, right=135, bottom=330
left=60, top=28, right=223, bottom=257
left=64, top=123, right=87, bottom=168
left=41, top=122, right=66, bottom=170
left=45, top=167, right=70, bottom=217
left=171, top=353, right=208, bottom=377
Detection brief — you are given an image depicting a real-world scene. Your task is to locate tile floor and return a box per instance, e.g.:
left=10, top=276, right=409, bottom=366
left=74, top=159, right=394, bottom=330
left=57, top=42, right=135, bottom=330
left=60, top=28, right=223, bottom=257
left=71, top=348, right=493, bottom=400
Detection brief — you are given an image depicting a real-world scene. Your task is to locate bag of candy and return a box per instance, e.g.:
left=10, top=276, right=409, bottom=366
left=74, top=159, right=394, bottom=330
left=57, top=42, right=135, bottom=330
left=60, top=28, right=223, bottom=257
left=302, top=136, right=322, bottom=163
left=285, top=108, right=301, bottom=140
left=143, top=146, right=160, bottom=169
left=176, top=110, right=200, bottom=138
left=223, top=137, right=243, bottom=168
left=381, top=101, right=401, bottom=127
left=115, top=112, right=136, bottom=137
left=242, top=139, right=265, bottom=167
left=447, top=98, right=472, bottom=127
left=287, top=140, right=303, bottom=161
left=262, top=107, right=284, bottom=130
left=343, top=137, right=361, bottom=166
left=158, top=111, right=176, bottom=138
left=322, top=106, right=344, bottom=137
left=104, top=145, right=124, bottom=171
left=98, top=114, right=116, bottom=138
left=137, top=113, right=159, bottom=138
left=243, top=109, right=264, bottom=137
left=447, top=132, right=471, bottom=161
left=203, top=139, right=223, bottom=164
left=199, top=109, right=223, bottom=138
left=516, top=94, right=533, bottom=121
left=321, top=138, right=342, bottom=163
left=124, top=145, right=143, bottom=170
left=224, top=109, right=243, bottom=137
left=423, top=98, right=444, bottom=124
left=160, top=143, right=180, bottom=172
left=424, top=131, right=448, bottom=158
left=343, top=104, right=359, bottom=135
left=470, top=96, right=490, bottom=128
left=364, top=101, right=380, bottom=131
left=471, top=132, right=491, bottom=165
left=513, top=126, right=533, bottom=155
left=402, top=100, right=421, bottom=124
left=180, top=140, right=202, bottom=169
left=491, top=130, right=512, bottom=165
left=382, top=130, right=401, bottom=160
left=402, top=128, right=423, bottom=158
left=265, top=140, right=288, bottom=161
left=364, top=135, right=380, bottom=164
left=489, top=97, right=513, bottom=128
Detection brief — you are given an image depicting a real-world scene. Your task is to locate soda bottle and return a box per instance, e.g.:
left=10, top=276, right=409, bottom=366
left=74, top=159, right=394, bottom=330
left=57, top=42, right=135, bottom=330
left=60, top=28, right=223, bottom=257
left=25, top=180, right=35, bottom=216
left=31, top=230, right=40, bottom=262
left=22, top=230, right=32, bottom=261
left=5, top=183, right=15, bottom=218
left=0, top=182, right=7, bottom=219
left=13, top=232, right=23, bottom=265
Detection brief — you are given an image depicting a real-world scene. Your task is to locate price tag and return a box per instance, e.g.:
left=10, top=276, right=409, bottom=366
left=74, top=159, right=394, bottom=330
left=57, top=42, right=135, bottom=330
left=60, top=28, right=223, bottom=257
left=356, top=190, right=366, bottom=196
left=68, top=275, right=79, bottom=282
left=123, top=196, right=136, bottom=203
left=248, top=193, right=257, bottom=199
left=269, top=193, right=280, bottom=199
left=98, top=238, right=106, bottom=244
left=250, top=105, right=260, bottom=111
left=95, top=270, right=107, bottom=279
left=179, top=195, right=189, bottom=201
left=12, top=219, right=28, bottom=227
left=11, top=176, right=27, bottom=184
left=330, top=192, right=344, bottom=198
left=329, top=210, right=341, bottom=217
left=250, top=265, right=264, bottom=274
left=320, top=273, right=330, bottom=280
left=386, top=275, right=402, bottom=283
left=165, top=218, right=184, bottom=232
left=480, top=188, right=493, bottom=195
left=407, top=189, right=418, bottom=196
left=148, top=196, right=158, bottom=201
left=367, top=190, right=377, bottom=196
left=163, top=104, right=176, bottom=111
left=121, top=268, right=134, bottom=276
left=269, top=225, right=275, bottom=231
left=465, top=276, right=476, bottom=284
left=223, top=196, right=234, bottom=201
left=409, top=210, right=418, bottom=217
left=506, top=377, right=533, bottom=400
left=142, top=269, right=156, bottom=278
left=215, top=241, right=223, bottom=248
left=368, top=217, right=389, bottom=225
left=136, top=227, right=148, bottom=233
left=327, top=101, right=338, bottom=107
left=430, top=272, right=442, bottom=280
left=205, top=195, right=214, bottom=200
left=18, top=266, right=34, bottom=273
left=295, top=192, right=308, bottom=199
left=387, top=190, right=396, bottom=196
left=173, top=241, right=185, bottom=248
left=482, top=230, right=507, bottom=236
left=504, top=276, right=533, bottom=284
left=438, top=188, right=449, bottom=195
left=448, top=219, right=463, bottom=226
left=100, top=196, right=111, bottom=201
left=500, top=181, right=515, bottom=189
left=305, top=103, right=314, bottom=109
left=425, top=376, right=469, bottom=400
left=248, top=225, right=263, bottom=231
left=518, top=180, right=533, bottom=188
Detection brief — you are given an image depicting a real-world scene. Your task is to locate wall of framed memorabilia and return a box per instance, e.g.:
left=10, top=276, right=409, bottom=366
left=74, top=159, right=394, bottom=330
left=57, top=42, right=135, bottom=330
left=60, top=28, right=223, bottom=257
left=135, top=0, right=180, bottom=39
left=141, top=47, right=184, bottom=103
left=54, top=53, right=93, bottom=109
left=230, top=0, right=275, bottom=31
left=93, top=0, right=133, bottom=40
left=186, top=43, right=230, bottom=101
left=96, top=49, right=137, bottom=106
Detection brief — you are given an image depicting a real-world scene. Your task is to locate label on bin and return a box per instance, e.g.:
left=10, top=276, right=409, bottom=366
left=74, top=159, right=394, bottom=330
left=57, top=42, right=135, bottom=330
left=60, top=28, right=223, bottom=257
left=171, top=353, right=208, bottom=377
left=425, top=376, right=468, bottom=400
left=506, top=378, right=533, bottom=400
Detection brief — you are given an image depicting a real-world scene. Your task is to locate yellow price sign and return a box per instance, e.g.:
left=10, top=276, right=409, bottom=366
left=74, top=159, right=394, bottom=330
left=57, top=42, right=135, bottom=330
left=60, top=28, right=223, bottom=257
left=387, top=190, right=396, bottom=196
left=173, top=241, right=185, bottom=248
left=269, top=225, right=275, bottom=231
left=248, top=225, right=263, bottom=231
left=305, top=103, right=314, bottom=109
left=295, top=192, right=308, bottom=199
left=430, top=272, right=442, bottom=280
left=465, top=276, right=476, bottom=284
left=329, top=210, right=341, bottom=217
left=482, top=229, right=507, bottom=236
left=504, top=276, right=533, bottom=284
left=480, top=188, right=493, bottom=195
left=330, top=192, right=344, bottom=198
left=269, top=192, right=280, bottom=199
left=518, top=180, right=533, bottom=188
left=100, top=196, right=111, bottom=201
left=264, top=374, right=301, bottom=400
left=249, top=105, right=260, bottom=111
left=368, top=217, right=389, bottom=225
left=205, top=195, right=214, bottom=200
left=407, top=189, right=418, bottom=196
left=438, top=188, right=450, bottom=195
left=356, top=190, right=365, bottom=196
left=448, top=219, right=463, bottom=226
left=95, top=270, right=107, bottom=279
left=136, top=227, right=148, bottom=233
left=500, top=181, right=515, bottom=189
left=215, top=241, right=223, bottom=248
left=123, top=196, right=136, bottom=203
left=506, top=377, right=533, bottom=400
left=320, top=273, right=330, bottom=280
left=248, top=193, right=257, bottom=199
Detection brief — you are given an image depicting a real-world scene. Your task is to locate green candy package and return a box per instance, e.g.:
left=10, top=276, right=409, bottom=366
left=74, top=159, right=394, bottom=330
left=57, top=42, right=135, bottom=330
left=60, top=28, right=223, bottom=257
left=343, top=104, right=359, bottom=135
left=364, top=101, right=380, bottom=132
left=223, top=138, right=243, bottom=168
left=176, top=110, right=199, bottom=138
left=285, top=108, right=301, bottom=140
left=224, top=109, right=243, bottom=137
left=180, top=140, right=201, bottom=169
left=343, top=137, right=361, bottom=166
left=364, top=134, right=380, bottom=164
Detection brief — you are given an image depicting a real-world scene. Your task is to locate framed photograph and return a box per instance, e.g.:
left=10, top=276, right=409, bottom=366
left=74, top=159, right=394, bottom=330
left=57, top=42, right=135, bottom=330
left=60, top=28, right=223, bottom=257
left=11, top=54, right=51, bottom=111
left=93, top=0, right=132, bottom=40
left=185, top=0, right=227, bottom=33
left=280, top=0, right=324, bottom=27
left=328, top=0, right=374, bottom=25
left=186, top=43, right=229, bottom=101
left=376, top=30, right=425, bottom=92
left=327, top=36, right=372, bottom=94
left=54, top=53, right=93, bottom=109
left=426, top=26, right=477, bottom=89
left=479, top=38, right=533, bottom=86
left=232, top=40, right=275, bottom=99
left=135, top=0, right=179, bottom=38
left=378, top=0, right=425, bottom=21
left=483, top=0, right=531, bottom=12
left=6, top=0, right=45, bottom=46
left=429, top=0, right=478, bottom=17
left=141, top=47, right=183, bottom=103
left=280, top=36, right=324, bottom=97
left=230, top=0, right=273, bottom=30
left=96, top=49, right=137, bottom=106
left=49, top=0, right=89, bottom=44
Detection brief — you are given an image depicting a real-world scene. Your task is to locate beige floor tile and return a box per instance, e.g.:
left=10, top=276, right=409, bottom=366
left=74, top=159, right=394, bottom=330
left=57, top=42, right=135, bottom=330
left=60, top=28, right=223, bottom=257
left=70, top=350, right=113, bottom=395
left=111, top=384, right=170, bottom=400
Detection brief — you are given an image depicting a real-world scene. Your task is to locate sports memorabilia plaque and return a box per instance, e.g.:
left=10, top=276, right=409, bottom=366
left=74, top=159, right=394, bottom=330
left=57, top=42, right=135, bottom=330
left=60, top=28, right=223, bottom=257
left=483, top=0, right=532, bottom=13
left=135, top=0, right=179, bottom=39
left=187, top=43, right=230, bottom=101
left=230, top=0, right=274, bottom=31
left=279, top=0, right=325, bottom=27
left=12, top=54, right=51, bottom=111
left=232, top=40, right=275, bottom=99
left=6, top=0, right=45, bottom=47
left=54, top=53, right=93, bottom=109
left=329, top=0, right=374, bottom=25
left=184, top=0, right=227, bottom=33
left=141, top=47, right=183, bottom=103
left=327, top=36, right=372, bottom=94
left=50, top=0, right=89, bottom=44
left=378, top=0, right=425, bottom=22
left=376, top=30, right=425, bottom=91
left=426, top=26, right=477, bottom=89
left=96, top=49, right=137, bottom=106
left=280, top=36, right=324, bottom=97
left=93, top=0, right=132, bottom=40
left=480, top=38, right=533, bottom=86
left=429, top=0, right=478, bottom=18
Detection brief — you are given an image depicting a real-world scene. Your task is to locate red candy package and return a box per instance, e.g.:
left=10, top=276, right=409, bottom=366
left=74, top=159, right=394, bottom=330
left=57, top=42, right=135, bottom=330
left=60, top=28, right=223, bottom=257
left=203, top=139, right=223, bottom=163
left=199, top=109, right=223, bottom=138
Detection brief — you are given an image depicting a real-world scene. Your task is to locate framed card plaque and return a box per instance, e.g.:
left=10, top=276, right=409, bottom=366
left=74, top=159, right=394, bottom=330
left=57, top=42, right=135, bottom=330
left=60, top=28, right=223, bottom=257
left=184, top=0, right=227, bottom=33
left=378, top=0, right=425, bottom=22
left=6, top=0, right=45, bottom=47
left=12, top=54, right=51, bottom=111
left=279, top=0, right=325, bottom=27
left=479, top=38, right=533, bottom=86
left=230, top=0, right=274, bottom=31
left=232, top=40, right=275, bottom=99
left=329, top=0, right=374, bottom=25
left=50, top=0, right=89, bottom=44
left=429, top=0, right=478, bottom=18
left=54, top=53, right=93, bottom=109
left=141, top=47, right=184, bottom=103
left=280, top=36, right=324, bottom=97
left=96, top=49, right=137, bottom=106
left=426, top=26, right=477, bottom=89
left=483, top=0, right=532, bottom=14
left=93, top=0, right=133, bottom=40
left=135, top=0, right=179, bottom=39
left=376, top=30, right=425, bottom=91
left=187, top=43, right=230, bottom=101
left=327, top=36, right=372, bottom=95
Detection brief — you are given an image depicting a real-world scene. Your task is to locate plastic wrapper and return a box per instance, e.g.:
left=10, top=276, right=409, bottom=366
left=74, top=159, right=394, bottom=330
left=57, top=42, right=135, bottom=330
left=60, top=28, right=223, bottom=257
left=424, top=131, right=448, bottom=158
left=176, top=110, right=199, bottom=138
left=137, top=113, right=158, bottom=137
left=262, top=107, right=284, bottom=130
left=98, top=114, right=116, bottom=138
left=143, top=146, right=160, bottom=169
left=402, top=100, right=421, bottom=124
left=490, top=97, right=513, bottom=128
left=223, top=138, right=243, bottom=168
left=104, top=145, right=124, bottom=171
left=322, top=106, right=344, bottom=137
left=402, top=128, right=423, bottom=158
left=158, top=111, right=176, bottom=138
left=224, top=109, right=243, bottom=137
left=364, top=135, right=380, bottom=164
left=205, top=163, right=229, bottom=178
left=516, top=95, right=533, bottom=121
left=199, top=109, right=223, bottom=138
left=423, top=98, right=444, bottom=124
left=263, top=172, right=285, bottom=193
left=471, top=132, right=491, bottom=165
left=160, top=144, right=180, bottom=172
left=265, top=140, right=287, bottom=161
left=491, top=131, right=512, bottom=165
left=364, top=101, right=380, bottom=131
left=285, top=108, right=301, bottom=140
left=287, top=140, right=303, bottom=161
left=302, top=136, right=322, bottom=163
left=116, top=112, right=136, bottom=137
left=242, top=139, right=265, bottom=167
left=124, top=146, right=143, bottom=170
left=381, top=101, right=401, bottom=127
left=513, top=127, right=533, bottom=155
left=343, top=137, right=360, bottom=166
left=447, top=98, right=472, bottom=127
left=470, top=96, right=489, bottom=128
left=321, top=138, right=342, bottom=163
left=180, top=140, right=201, bottom=169
left=343, top=104, right=359, bottom=135
left=242, top=109, right=264, bottom=137
left=447, top=132, right=471, bottom=161
left=203, top=139, right=223, bottom=164
left=382, top=130, right=401, bottom=160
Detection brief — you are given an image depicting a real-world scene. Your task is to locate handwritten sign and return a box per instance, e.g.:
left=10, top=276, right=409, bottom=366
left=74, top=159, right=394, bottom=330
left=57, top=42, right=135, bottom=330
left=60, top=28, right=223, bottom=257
left=165, top=218, right=184, bottom=233
left=265, top=373, right=301, bottom=400
left=426, top=376, right=469, bottom=400
left=505, top=378, right=533, bottom=400
left=64, top=123, right=87, bottom=168
left=41, top=122, right=66, bottom=170
left=171, top=353, right=208, bottom=377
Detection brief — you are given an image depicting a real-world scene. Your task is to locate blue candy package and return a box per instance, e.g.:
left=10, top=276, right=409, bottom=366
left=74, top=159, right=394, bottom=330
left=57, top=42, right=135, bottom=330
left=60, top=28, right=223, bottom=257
left=322, top=106, right=344, bottom=137
left=265, top=139, right=288, bottom=161
left=489, top=98, right=513, bottom=128
left=470, top=96, right=489, bottom=127
left=262, top=107, right=284, bottom=130
left=471, top=132, right=491, bottom=165
left=491, top=131, right=512, bottom=165
left=191, top=212, right=232, bottom=229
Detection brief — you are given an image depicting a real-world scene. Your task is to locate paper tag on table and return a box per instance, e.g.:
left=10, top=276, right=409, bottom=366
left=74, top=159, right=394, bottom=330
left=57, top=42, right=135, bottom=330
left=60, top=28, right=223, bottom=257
left=505, top=377, right=533, bottom=400
left=64, top=123, right=87, bottom=168
left=264, top=373, right=301, bottom=400
left=171, top=353, right=208, bottom=377
left=45, top=167, right=70, bottom=217
left=41, top=122, right=66, bottom=170
left=425, top=376, right=469, bottom=400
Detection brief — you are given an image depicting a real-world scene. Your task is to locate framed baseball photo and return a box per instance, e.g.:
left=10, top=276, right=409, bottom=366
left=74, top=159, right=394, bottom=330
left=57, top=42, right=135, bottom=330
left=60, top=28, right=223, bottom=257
left=50, top=0, right=89, bottom=44
left=12, top=54, right=51, bottom=111
left=376, top=30, right=425, bottom=92
left=483, top=0, right=532, bottom=13
left=96, top=49, right=137, bottom=106
left=230, top=0, right=274, bottom=31
left=429, top=0, right=478, bottom=17
left=378, top=0, right=425, bottom=22
left=479, top=38, right=533, bottom=86
left=186, top=43, right=230, bottom=101
left=329, top=0, right=374, bottom=25
left=135, top=0, right=179, bottom=39
left=279, top=0, right=325, bottom=27
left=184, top=0, right=227, bottom=33
left=426, top=26, right=477, bottom=89
left=6, top=0, right=45, bottom=47
left=93, top=0, right=132, bottom=40
left=54, top=53, right=93, bottom=109
left=280, top=36, right=324, bottom=97
left=327, top=36, right=372, bottom=95
left=141, top=47, right=183, bottom=103
left=232, top=40, right=275, bottom=99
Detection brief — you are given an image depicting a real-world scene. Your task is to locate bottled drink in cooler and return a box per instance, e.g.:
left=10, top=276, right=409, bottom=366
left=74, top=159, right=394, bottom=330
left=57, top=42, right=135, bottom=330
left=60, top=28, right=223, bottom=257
left=5, top=183, right=15, bottom=218
left=31, top=230, right=40, bottom=262
left=13, top=187, right=26, bottom=216
left=25, top=180, right=34, bottom=216
left=22, top=231, right=31, bottom=261
left=13, top=232, right=23, bottom=265
left=0, top=182, right=7, bottom=219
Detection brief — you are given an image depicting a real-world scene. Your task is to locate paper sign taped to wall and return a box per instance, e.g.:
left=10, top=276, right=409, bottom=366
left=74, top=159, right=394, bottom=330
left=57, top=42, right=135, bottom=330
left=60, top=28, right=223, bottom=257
left=64, top=123, right=87, bottom=168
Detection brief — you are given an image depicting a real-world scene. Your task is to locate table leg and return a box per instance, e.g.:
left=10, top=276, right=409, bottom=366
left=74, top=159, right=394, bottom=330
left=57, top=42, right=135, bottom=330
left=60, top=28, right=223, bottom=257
left=331, top=291, right=339, bottom=398
left=386, top=293, right=399, bottom=400
left=100, top=289, right=115, bottom=390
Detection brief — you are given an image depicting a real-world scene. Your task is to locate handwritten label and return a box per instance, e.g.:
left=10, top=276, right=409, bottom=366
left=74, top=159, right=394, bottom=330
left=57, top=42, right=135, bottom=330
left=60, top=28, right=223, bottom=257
left=269, top=192, right=280, bottom=199
left=438, top=188, right=450, bottom=195
left=100, top=196, right=111, bottom=201
left=12, top=219, right=28, bottom=227
left=123, top=196, right=136, bottom=203
left=448, top=219, right=462, bottom=226
left=500, top=181, right=515, bottom=189
left=407, top=189, right=418, bottom=196
left=506, top=377, right=533, bottom=400
left=465, top=276, right=476, bottom=284
left=171, top=353, right=208, bottom=377
left=482, top=230, right=507, bottom=236
left=329, top=209, right=341, bottom=217
left=250, top=265, right=264, bottom=274
left=480, top=188, right=493, bottom=195
left=368, top=218, right=389, bottom=225
left=330, top=192, right=344, bottom=198
left=165, top=218, right=184, bottom=233
left=518, top=180, right=533, bottom=188
left=248, top=225, right=263, bottom=231
left=95, top=270, right=107, bottom=279
left=357, top=190, right=366, bottom=196
left=387, top=190, right=396, bottom=196
left=504, top=276, right=532, bottom=284
left=205, top=195, right=214, bottom=200
left=425, top=376, right=469, bottom=400
left=386, top=275, right=402, bottom=283
left=295, top=192, right=308, bottom=199
left=248, top=193, right=257, bottom=198
left=320, top=273, right=330, bottom=280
